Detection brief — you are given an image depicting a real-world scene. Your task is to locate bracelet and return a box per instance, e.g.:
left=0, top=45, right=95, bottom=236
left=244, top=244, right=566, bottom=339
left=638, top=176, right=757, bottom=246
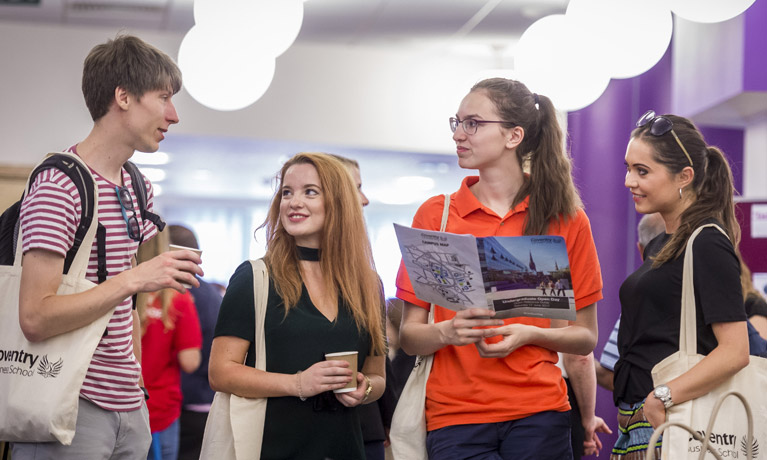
left=140, top=386, right=150, bottom=401
left=296, top=370, right=307, bottom=401
left=361, top=375, right=373, bottom=403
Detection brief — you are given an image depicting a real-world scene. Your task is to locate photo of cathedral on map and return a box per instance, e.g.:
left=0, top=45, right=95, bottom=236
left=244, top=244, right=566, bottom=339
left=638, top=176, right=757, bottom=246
left=394, top=224, right=576, bottom=320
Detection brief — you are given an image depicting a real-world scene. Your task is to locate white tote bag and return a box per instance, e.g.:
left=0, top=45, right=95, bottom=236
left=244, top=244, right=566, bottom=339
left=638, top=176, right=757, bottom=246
left=651, top=224, right=767, bottom=460
left=389, top=194, right=450, bottom=460
left=199, top=259, right=269, bottom=460
left=0, top=153, right=113, bottom=445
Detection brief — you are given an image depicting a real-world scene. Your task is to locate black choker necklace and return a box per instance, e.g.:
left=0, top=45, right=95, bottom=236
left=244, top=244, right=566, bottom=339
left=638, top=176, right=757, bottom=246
left=297, top=246, right=320, bottom=261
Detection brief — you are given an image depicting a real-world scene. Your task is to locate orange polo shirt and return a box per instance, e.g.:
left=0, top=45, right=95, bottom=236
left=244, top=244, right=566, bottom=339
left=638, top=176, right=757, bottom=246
left=395, top=176, right=603, bottom=431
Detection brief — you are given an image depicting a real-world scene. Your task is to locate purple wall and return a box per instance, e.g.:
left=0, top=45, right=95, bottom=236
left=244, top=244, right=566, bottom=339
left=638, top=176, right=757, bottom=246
left=744, top=0, right=767, bottom=91
left=737, top=202, right=767, bottom=273
left=567, top=48, right=673, bottom=458
left=697, top=126, right=745, bottom=193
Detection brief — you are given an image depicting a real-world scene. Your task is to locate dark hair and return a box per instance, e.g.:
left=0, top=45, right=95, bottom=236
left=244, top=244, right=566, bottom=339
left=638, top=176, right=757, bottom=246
left=631, top=114, right=740, bottom=266
left=470, top=78, right=582, bottom=235
left=82, top=34, right=182, bottom=121
left=329, top=153, right=359, bottom=169
left=168, top=224, right=199, bottom=250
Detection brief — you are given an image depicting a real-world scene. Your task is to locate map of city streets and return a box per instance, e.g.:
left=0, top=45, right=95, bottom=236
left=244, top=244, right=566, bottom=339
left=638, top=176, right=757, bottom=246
left=403, top=244, right=479, bottom=306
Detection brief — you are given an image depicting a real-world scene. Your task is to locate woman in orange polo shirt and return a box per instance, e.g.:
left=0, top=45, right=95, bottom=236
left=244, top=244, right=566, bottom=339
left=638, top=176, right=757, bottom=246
left=395, top=78, right=604, bottom=460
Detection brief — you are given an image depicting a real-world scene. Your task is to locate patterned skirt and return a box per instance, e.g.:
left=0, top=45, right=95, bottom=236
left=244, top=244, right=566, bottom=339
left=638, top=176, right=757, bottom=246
left=610, top=400, right=663, bottom=460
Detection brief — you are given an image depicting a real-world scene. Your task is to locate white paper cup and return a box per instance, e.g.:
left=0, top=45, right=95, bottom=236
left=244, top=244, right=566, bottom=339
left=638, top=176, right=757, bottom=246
left=168, top=244, right=202, bottom=288
left=325, top=351, right=358, bottom=393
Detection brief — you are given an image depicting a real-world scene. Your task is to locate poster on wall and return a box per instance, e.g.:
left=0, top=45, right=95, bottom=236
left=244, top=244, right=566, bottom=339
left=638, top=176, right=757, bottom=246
left=751, top=204, right=767, bottom=238
left=753, top=273, right=767, bottom=300
left=736, top=201, right=767, bottom=275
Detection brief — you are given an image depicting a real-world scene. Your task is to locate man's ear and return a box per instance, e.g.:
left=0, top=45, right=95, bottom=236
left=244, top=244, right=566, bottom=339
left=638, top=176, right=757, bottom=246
left=115, top=86, right=130, bottom=111
left=506, top=126, right=525, bottom=150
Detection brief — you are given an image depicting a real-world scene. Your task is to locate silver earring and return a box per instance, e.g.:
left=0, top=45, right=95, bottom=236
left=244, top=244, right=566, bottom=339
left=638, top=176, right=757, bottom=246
left=679, top=188, right=683, bottom=199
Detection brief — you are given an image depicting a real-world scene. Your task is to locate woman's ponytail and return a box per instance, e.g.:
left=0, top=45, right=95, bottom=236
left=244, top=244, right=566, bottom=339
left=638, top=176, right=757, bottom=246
left=644, top=119, right=740, bottom=266
left=523, top=93, right=581, bottom=235
left=472, top=79, right=581, bottom=235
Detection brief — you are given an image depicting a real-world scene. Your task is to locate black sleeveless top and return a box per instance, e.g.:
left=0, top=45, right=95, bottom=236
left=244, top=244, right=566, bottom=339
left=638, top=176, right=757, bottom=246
left=215, top=261, right=370, bottom=460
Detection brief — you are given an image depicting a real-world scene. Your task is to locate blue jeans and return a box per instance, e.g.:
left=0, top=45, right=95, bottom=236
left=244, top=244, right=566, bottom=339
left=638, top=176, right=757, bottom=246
left=426, top=411, right=573, bottom=460
left=147, top=418, right=180, bottom=460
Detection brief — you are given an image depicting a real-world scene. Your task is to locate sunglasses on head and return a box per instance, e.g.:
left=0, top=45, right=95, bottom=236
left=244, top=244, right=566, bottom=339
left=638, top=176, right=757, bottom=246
left=636, top=110, right=693, bottom=167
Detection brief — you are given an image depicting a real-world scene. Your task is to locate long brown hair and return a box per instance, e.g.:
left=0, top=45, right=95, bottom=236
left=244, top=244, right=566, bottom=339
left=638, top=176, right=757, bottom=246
left=470, top=78, right=582, bottom=235
left=631, top=115, right=741, bottom=267
left=260, top=153, right=385, bottom=355
left=741, top=261, right=761, bottom=300
left=136, top=229, right=175, bottom=332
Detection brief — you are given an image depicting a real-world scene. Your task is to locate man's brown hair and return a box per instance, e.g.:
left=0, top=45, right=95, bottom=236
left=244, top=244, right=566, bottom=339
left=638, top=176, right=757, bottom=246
left=82, top=34, right=182, bottom=121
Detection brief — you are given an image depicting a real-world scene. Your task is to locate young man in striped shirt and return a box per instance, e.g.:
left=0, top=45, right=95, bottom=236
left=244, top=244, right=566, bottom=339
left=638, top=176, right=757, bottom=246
left=13, top=35, right=202, bottom=459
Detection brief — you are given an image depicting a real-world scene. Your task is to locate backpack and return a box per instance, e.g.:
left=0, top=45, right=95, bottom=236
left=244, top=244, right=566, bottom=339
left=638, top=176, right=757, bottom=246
left=0, top=153, right=165, bottom=283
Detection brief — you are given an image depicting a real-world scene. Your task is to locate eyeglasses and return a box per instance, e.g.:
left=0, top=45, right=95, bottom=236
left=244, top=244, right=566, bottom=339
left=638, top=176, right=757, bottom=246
left=115, top=186, right=142, bottom=242
left=636, top=110, right=693, bottom=167
left=449, top=117, right=514, bottom=135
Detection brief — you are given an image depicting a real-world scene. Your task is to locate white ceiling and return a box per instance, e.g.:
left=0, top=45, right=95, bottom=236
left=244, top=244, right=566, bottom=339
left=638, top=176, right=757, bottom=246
left=0, top=0, right=570, bottom=205
left=0, top=0, right=569, bottom=46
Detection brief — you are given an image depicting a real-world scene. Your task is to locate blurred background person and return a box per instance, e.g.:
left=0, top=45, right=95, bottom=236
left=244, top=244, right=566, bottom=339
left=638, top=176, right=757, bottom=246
left=137, top=229, right=202, bottom=460
left=168, top=224, right=224, bottom=460
left=331, top=153, right=398, bottom=460
left=742, top=261, right=767, bottom=339
left=558, top=352, right=612, bottom=458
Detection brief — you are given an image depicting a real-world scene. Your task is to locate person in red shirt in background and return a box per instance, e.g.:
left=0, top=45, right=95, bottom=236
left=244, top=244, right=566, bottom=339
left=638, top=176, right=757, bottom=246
left=137, top=229, right=202, bottom=460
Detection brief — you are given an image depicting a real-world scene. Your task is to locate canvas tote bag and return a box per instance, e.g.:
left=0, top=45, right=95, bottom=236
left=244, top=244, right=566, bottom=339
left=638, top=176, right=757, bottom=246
left=199, top=259, right=269, bottom=460
left=651, top=224, right=767, bottom=459
left=0, top=152, right=113, bottom=445
left=389, top=194, right=450, bottom=460
left=646, top=390, right=755, bottom=460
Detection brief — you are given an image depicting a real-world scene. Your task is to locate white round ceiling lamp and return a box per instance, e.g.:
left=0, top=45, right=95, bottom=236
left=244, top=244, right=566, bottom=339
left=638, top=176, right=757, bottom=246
left=193, top=0, right=304, bottom=57
left=514, top=14, right=610, bottom=112
left=669, top=0, right=757, bottom=23
left=566, top=0, right=673, bottom=79
left=181, top=0, right=304, bottom=111
left=178, top=26, right=276, bottom=112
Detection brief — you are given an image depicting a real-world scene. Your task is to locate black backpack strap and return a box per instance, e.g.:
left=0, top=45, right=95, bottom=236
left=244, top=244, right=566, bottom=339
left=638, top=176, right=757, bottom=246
left=31, top=154, right=96, bottom=275
left=96, top=223, right=108, bottom=283
left=124, top=161, right=166, bottom=235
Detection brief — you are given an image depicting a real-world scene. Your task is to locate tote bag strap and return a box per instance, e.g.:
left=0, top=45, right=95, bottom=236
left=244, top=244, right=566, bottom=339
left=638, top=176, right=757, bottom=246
left=679, top=223, right=729, bottom=355
left=250, top=259, right=269, bottom=370
left=227, top=259, right=269, bottom=460
left=427, top=193, right=451, bottom=325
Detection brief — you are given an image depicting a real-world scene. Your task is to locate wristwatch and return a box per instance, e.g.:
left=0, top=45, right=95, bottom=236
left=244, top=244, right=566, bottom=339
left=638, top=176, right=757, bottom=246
left=361, top=375, right=373, bottom=403
left=140, top=386, right=150, bottom=401
left=653, top=384, right=673, bottom=409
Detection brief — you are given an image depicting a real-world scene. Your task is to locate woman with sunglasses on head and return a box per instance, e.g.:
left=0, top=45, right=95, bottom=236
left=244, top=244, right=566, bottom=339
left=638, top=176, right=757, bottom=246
left=395, top=78, right=605, bottom=460
left=612, top=112, right=749, bottom=459
left=207, top=153, right=386, bottom=459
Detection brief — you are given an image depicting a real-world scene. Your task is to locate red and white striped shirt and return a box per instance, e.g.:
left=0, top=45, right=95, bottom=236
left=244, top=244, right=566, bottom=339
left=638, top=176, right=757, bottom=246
left=20, top=149, right=158, bottom=412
